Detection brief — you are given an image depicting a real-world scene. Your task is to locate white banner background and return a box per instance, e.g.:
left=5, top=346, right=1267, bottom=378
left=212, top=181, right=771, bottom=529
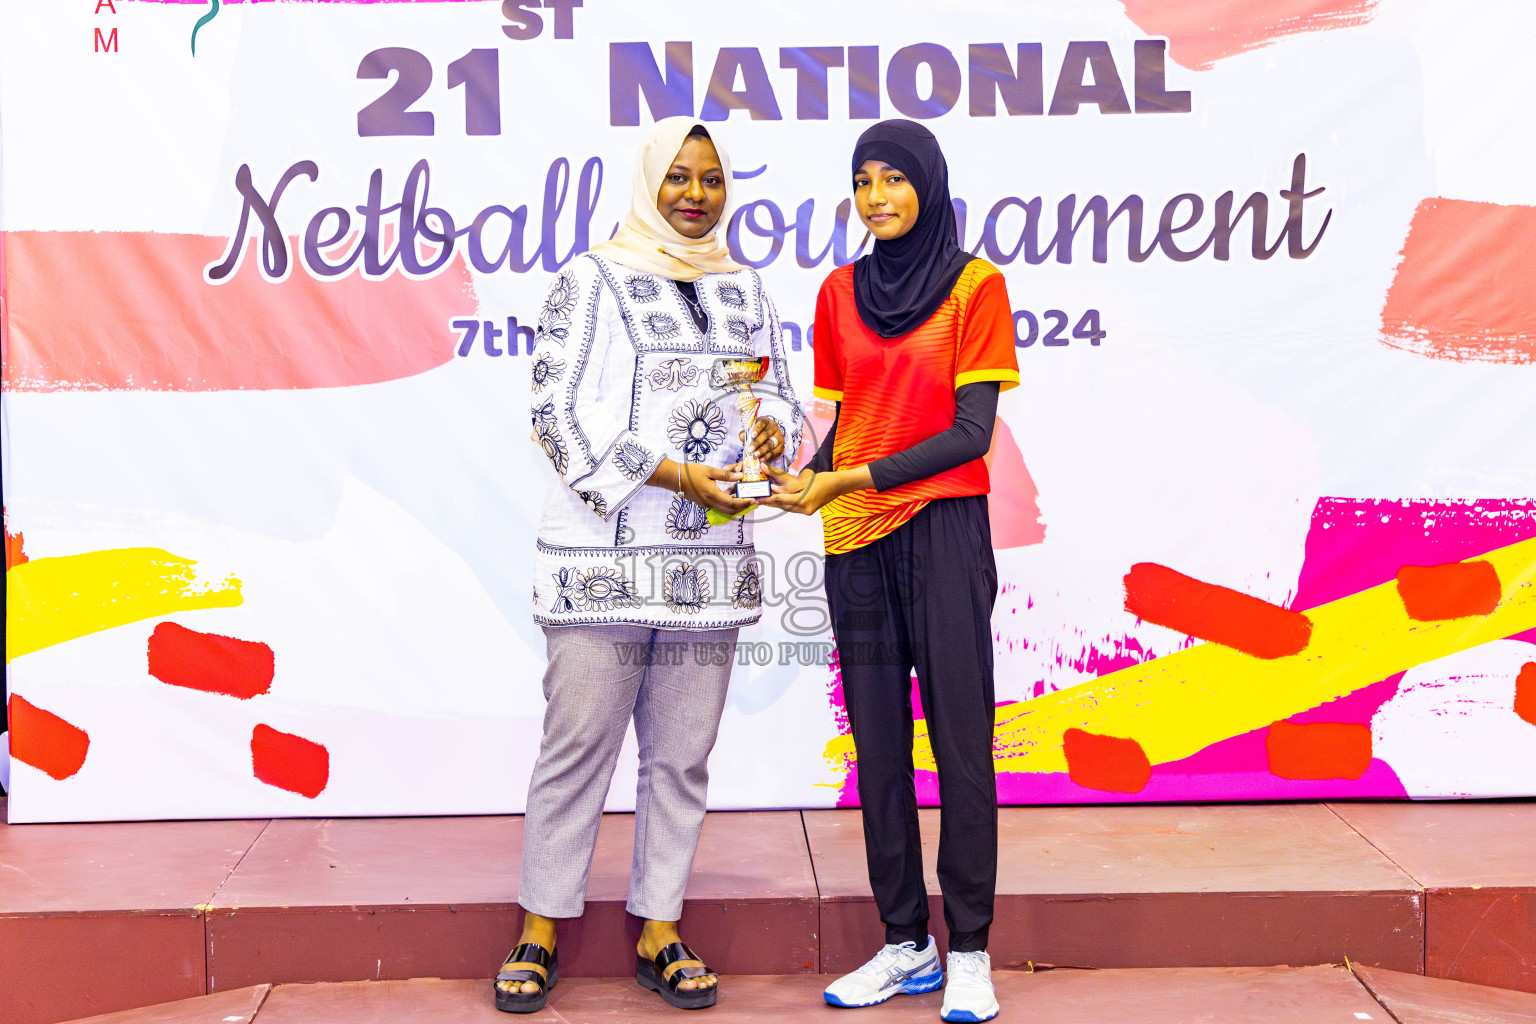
left=3, top=0, right=1535, bottom=820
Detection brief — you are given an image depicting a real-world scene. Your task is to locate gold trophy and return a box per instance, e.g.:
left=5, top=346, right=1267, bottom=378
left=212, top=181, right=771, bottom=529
left=712, top=355, right=773, bottom=499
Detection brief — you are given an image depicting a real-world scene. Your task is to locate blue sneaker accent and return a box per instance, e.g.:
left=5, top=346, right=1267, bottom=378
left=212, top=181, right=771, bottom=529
left=820, top=970, right=943, bottom=1007
left=823, top=937, right=943, bottom=1008
left=901, top=969, right=944, bottom=994
left=941, top=1011, right=997, bottom=1023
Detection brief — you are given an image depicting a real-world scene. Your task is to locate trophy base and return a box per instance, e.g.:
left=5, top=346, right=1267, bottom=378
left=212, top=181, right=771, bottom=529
left=735, top=478, right=772, bottom=499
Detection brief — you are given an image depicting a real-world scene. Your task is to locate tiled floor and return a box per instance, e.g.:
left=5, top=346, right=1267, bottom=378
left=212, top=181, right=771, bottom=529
left=1332, top=801, right=1536, bottom=990
left=59, top=966, right=1536, bottom=1024
left=206, top=814, right=527, bottom=991
left=1354, top=963, right=1536, bottom=1024
left=0, top=810, right=269, bottom=1024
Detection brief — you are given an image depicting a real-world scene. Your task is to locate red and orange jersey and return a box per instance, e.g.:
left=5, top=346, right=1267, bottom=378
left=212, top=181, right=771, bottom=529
left=812, top=258, right=1020, bottom=555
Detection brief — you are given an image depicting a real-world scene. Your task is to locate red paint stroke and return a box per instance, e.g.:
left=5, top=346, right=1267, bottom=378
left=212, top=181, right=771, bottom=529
left=5, top=525, right=26, bottom=569
left=1379, top=199, right=1536, bottom=364
left=1296, top=498, right=1536, bottom=653
left=1124, top=562, right=1312, bottom=658
left=8, top=695, right=90, bottom=780
left=147, top=621, right=274, bottom=699
left=1296, top=499, right=1536, bottom=610
left=984, top=417, right=1045, bottom=549
left=1515, top=663, right=1536, bottom=727
left=251, top=724, right=329, bottom=798
left=3, top=231, right=472, bottom=392
left=1120, top=0, right=1377, bottom=72
left=1395, top=560, right=1501, bottom=621
left=1265, top=719, right=1372, bottom=780
left=1063, top=728, right=1152, bottom=793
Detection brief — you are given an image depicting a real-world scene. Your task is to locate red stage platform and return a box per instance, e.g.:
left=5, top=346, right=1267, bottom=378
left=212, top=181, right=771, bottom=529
left=3, top=798, right=1535, bottom=1024
left=46, top=966, right=1536, bottom=1024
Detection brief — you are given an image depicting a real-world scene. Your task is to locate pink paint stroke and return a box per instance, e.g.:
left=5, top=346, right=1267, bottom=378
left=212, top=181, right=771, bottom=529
left=1379, top=199, right=1536, bottom=364
left=1120, top=0, right=1379, bottom=72
left=1295, top=497, right=1536, bottom=647
left=825, top=497, right=1535, bottom=806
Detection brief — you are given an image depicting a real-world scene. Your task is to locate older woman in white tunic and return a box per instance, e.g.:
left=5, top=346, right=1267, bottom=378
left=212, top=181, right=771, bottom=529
left=494, top=117, right=798, bottom=1014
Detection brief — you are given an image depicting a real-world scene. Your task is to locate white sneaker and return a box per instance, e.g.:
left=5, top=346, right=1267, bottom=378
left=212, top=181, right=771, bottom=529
left=823, top=935, right=943, bottom=1007
left=940, top=950, right=998, bottom=1022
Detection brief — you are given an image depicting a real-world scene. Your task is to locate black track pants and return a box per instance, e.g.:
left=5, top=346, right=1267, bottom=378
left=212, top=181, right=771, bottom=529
left=825, top=495, right=999, bottom=953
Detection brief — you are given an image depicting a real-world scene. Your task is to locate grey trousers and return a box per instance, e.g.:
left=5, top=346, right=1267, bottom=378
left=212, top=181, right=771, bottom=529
left=518, top=623, right=737, bottom=921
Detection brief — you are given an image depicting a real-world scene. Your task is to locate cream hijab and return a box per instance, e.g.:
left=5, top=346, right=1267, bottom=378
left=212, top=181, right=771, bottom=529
left=590, top=116, right=744, bottom=282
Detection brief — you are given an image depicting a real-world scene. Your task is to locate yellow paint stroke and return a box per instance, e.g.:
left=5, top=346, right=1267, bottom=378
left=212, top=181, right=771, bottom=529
left=825, top=536, right=1536, bottom=776
left=6, top=547, right=242, bottom=661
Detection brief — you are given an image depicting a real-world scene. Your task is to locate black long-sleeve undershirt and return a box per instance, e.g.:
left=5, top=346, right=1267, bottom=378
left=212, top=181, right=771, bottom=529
left=807, top=381, right=1000, bottom=491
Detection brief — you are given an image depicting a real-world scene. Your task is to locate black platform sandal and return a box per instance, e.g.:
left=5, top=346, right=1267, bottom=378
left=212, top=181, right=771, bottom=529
left=494, top=942, right=558, bottom=1014
left=636, top=941, right=719, bottom=1010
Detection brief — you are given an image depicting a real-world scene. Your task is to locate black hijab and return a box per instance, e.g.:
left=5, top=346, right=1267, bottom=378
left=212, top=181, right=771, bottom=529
left=850, top=120, right=974, bottom=338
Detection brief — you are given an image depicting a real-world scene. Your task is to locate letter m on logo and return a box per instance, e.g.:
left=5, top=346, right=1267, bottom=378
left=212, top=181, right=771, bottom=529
left=94, top=27, right=119, bottom=52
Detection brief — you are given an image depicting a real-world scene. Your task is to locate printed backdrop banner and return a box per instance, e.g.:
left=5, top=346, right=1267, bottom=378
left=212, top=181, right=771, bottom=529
left=3, top=0, right=1536, bottom=822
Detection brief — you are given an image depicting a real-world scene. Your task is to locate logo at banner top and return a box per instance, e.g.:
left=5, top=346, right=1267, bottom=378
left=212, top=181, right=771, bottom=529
left=191, top=0, right=220, bottom=57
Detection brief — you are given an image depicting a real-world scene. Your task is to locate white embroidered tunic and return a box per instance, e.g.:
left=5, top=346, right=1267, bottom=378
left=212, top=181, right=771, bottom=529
left=530, top=254, right=800, bottom=630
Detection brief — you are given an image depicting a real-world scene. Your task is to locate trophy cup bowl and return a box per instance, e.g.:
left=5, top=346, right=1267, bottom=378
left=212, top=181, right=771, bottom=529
left=712, top=356, right=773, bottom=500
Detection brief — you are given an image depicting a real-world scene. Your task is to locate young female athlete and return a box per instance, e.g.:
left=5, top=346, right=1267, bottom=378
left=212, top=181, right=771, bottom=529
left=760, top=119, right=1018, bottom=1023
